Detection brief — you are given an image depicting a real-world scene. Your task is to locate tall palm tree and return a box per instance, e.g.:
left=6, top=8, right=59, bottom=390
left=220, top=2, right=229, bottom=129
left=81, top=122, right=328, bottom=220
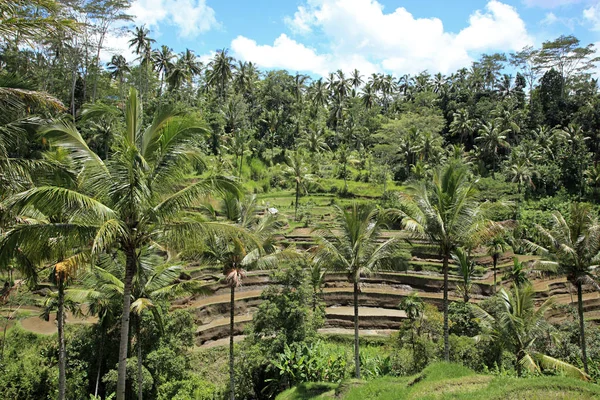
left=207, top=48, right=234, bottom=100
left=486, top=232, right=508, bottom=293
left=360, top=83, right=377, bottom=110
left=475, top=121, right=510, bottom=174
left=449, top=109, right=475, bottom=148
left=1, top=88, right=237, bottom=400
left=452, top=248, right=476, bottom=303
left=507, top=157, right=537, bottom=219
left=152, top=45, right=175, bottom=95
left=400, top=162, right=489, bottom=361
left=314, top=203, right=401, bottom=378
left=107, top=55, right=130, bottom=100
left=128, top=26, right=155, bottom=97
left=474, top=285, right=587, bottom=380
left=350, top=68, right=363, bottom=96
left=529, top=203, right=600, bottom=374
left=199, top=194, right=291, bottom=400
left=284, top=151, right=312, bottom=220
left=308, top=78, right=328, bottom=115
left=503, top=257, right=529, bottom=287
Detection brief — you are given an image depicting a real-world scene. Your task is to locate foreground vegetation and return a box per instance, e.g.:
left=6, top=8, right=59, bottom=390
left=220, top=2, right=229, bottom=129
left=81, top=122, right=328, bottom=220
left=276, top=363, right=600, bottom=400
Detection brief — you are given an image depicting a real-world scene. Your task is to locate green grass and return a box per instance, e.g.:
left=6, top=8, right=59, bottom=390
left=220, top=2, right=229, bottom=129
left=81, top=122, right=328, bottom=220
left=275, top=362, right=600, bottom=400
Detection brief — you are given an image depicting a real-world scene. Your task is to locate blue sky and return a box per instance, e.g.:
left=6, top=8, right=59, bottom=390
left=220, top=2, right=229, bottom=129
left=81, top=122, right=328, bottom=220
left=103, top=0, right=600, bottom=76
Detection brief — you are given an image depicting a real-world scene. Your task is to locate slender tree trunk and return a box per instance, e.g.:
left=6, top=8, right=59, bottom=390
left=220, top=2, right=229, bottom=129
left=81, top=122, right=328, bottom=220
left=94, top=327, right=105, bottom=398
left=71, top=70, right=77, bottom=119
left=493, top=254, right=498, bottom=294
left=117, top=250, right=137, bottom=400
left=353, top=279, right=360, bottom=379
left=577, top=282, right=589, bottom=374
left=229, top=285, right=235, bottom=400
left=137, top=318, right=143, bottom=400
left=443, top=253, right=449, bottom=362
left=515, top=184, right=522, bottom=221
left=57, top=276, right=66, bottom=400
left=295, top=181, right=300, bottom=221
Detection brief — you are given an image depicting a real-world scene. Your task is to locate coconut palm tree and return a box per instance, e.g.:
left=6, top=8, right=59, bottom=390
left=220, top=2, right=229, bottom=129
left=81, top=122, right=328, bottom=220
left=528, top=203, right=600, bottom=374
left=314, top=203, right=401, bottom=378
left=452, top=247, right=476, bottom=303
left=199, top=194, right=292, bottom=400
left=308, top=261, right=327, bottom=312
left=152, top=45, right=175, bottom=95
left=207, top=48, right=234, bottom=100
left=503, top=257, right=529, bottom=287
left=473, top=285, right=588, bottom=380
left=107, top=55, right=130, bottom=100
left=284, top=151, right=313, bottom=221
left=475, top=121, right=510, bottom=175
left=507, top=157, right=538, bottom=219
left=449, top=109, right=476, bottom=148
left=350, top=69, right=363, bottom=95
left=486, top=232, right=508, bottom=293
left=0, top=87, right=238, bottom=400
left=400, top=162, right=490, bottom=361
left=128, top=26, right=155, bottom=97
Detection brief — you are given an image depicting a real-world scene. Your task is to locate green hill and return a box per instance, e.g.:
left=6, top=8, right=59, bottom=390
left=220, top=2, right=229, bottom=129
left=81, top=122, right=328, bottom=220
left=275, top=363, right=600, bottom=400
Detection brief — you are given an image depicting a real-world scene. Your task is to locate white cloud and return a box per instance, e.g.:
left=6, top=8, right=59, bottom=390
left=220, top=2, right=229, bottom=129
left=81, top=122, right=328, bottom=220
left=237, top=0, right=533, bottom=77
left=523, top=0, right=584, bottom=8
left=584, top=4, right=600, bottom=30
left=541, top=12, right=559, bottom=25
left=231, top=34, right=330, bottom=75
left=129, top=0, right=218, bottom=38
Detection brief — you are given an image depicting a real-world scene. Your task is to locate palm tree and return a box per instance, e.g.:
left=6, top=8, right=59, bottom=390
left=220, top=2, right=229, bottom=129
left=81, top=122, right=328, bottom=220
left=308, top=261, right=327, bottom=312
left=200, top=194, right=290, bottom=400
left=207, top=48, right=234, bottom=100
left=400, top=292, right=424, bottom=358
left=449, top=109, right=475, bottom=148
left=507, top=157, right=537, bottom=219
left=107, top=55, right=130, bottom=100
left=452, top=248, right=476, bottom=303
left=298, top=123, right=329, bottom=154
left=504, top=257, right=529, bottom=287
left=308, top=78, right=328, bottom=115
left=475, top=121, right=510, bottom=175
left=486, top=232, right=508, bottom=293
left=152, top=45, right=175, bottom=95
left=529, top=203, right=600, bottom=374
left=360, top=83, right=377, bottom=110
left=350, top=69, right=363, bottom=95
left=1, top=88, right=237, bottom=400
left=285, top=151, right=313, bottom=221
left=314, top=203, right=401, bottom=378
left=474, top=285, right=587, bottom=380
left=128, top=26, right=155, bottom=97
left=400, top=162, right=489, bottom=361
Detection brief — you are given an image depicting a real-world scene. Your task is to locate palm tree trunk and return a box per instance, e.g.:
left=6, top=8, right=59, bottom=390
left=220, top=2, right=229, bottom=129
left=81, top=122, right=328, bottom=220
left=577, top=282, right=589, bottom=374
left=57, top=276, right=66, bottom=400
left=353, top=279, right=361, bottom=379
left=295, top=181, right=300, bottom=221
left=94, top=327, right=105, bottom=398
left=493, top=254, right=498, bottom=294
left=229, top=285, right=235, bottom=400
left=117, top=250, right=136, bottom=400
left=137, top=318, right=143, bottom=400
left=443, top=253, right=449, bottom=362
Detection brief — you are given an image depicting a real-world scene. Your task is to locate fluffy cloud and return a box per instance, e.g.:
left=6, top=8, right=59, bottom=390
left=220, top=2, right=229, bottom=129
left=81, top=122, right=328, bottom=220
left=584, top=4, right=600, bottom=30
left=235, top=0, right=532, bottom=76
left=129, top=0, right=218, bottom=38
left=231, top=34, right=330, bottom=75
left=98, top=0, right=218, bottom=63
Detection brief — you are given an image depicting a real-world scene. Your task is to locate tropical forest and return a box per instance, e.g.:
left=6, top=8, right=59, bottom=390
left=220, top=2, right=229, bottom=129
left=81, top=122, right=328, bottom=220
left=4, top=1, right=600, bottom=399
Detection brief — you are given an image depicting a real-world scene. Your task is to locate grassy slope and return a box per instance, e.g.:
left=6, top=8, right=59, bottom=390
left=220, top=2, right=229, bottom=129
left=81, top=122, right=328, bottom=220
left=275, top=363, right=600, bottom=400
